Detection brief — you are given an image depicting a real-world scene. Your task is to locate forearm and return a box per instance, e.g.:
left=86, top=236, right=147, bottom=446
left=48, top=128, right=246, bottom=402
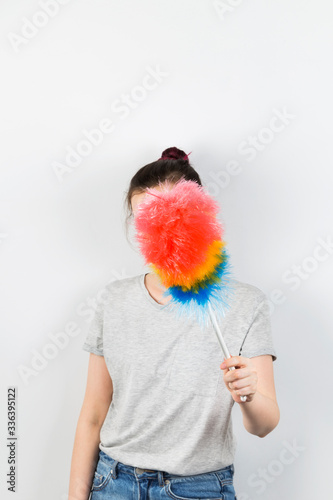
left=239, top=391, right=280, bottom=438
left=68, top=418, right=102, bottom=500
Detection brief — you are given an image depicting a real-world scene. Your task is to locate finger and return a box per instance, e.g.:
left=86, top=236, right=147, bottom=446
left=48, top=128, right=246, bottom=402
left=233, top=385, right=253, bottom=396
left=228, top=377, right=252, bottom=390
left=223, top=367, right=249, bottom=383
left=220, top=356, right=248, bottom=370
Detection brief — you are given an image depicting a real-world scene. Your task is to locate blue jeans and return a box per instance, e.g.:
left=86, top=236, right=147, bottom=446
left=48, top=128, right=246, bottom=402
left=90, top=449, right=238, bottom=500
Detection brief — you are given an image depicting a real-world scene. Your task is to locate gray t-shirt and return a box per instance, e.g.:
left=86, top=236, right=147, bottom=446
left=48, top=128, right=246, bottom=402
left=82, top=273, right=277, bottom=476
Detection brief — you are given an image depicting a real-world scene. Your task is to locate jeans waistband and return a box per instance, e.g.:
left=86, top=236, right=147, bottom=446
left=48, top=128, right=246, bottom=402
left=97, top=449, right=234, bottom=482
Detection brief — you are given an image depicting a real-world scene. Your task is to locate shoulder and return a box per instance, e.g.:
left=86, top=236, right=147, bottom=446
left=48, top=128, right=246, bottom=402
left=101, top=273, right=141, bottom=297
left=103, top=274, right=141, bottom=291
left=228, top=278, right=268, bottom=312
left=92, top=274, right=142, bottom=311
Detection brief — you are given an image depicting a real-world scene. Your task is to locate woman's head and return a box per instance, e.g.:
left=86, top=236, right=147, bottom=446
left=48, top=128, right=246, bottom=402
left=124, top=147, right=202, bottom=243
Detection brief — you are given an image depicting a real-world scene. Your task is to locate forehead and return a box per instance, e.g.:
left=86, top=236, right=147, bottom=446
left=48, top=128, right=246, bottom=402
left=130, top=183, right=174, bottom=209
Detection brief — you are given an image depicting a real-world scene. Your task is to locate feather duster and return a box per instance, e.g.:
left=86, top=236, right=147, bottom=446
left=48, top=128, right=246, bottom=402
left=134, top=178, right=235, bottom=329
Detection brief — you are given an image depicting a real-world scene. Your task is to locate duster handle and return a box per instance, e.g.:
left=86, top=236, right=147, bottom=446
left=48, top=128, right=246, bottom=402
left=208, top=303, right=247, bottom=402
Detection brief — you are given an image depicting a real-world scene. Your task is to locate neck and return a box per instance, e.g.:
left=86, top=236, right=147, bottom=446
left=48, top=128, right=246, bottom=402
left=146, top=271, right=167, bottom=292
left=144, top=271, right=172, bottom=306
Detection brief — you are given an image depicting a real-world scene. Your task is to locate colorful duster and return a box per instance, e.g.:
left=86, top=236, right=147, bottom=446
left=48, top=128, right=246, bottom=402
left=133, top=178, right=235, bottom=329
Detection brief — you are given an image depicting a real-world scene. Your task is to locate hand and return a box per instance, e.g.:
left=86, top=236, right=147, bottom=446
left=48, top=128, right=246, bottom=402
left=220, top=355, right=257, bottom=403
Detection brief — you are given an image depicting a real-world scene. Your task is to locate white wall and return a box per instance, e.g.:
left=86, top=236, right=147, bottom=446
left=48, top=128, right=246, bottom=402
left=1, top=1, right=332, bottom=498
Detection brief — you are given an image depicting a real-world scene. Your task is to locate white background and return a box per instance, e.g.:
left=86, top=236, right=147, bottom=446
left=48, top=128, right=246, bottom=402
left=1, top=1, right=332, bottom=499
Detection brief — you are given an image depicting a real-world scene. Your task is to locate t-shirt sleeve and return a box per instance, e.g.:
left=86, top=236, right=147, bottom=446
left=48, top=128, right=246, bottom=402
left=239, top=294, right=277, bottom=362
left=82, top=302, right=104, bottom=356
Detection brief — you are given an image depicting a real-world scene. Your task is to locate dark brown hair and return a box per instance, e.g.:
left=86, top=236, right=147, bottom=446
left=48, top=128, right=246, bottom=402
left=123, top=147, right=202, bottom=244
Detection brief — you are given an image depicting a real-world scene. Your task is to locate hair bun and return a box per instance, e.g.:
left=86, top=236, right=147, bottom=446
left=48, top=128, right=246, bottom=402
left=160, top=147, right=192, bottom=162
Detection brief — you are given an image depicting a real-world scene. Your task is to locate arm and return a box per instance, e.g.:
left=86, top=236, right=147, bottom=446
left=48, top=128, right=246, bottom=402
left=221, top=354, right=280, bottom=438
left=68, top=353, right=113, bottom=500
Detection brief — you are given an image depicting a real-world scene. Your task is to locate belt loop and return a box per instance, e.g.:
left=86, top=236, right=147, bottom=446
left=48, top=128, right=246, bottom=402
left=158, top=470, right=166, bottom=487
left=111, top=459, right=118, bottom=479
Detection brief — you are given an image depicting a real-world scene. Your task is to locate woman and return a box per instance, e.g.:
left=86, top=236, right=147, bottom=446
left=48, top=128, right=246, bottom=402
left=68, top=147, right=279, bottom=500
